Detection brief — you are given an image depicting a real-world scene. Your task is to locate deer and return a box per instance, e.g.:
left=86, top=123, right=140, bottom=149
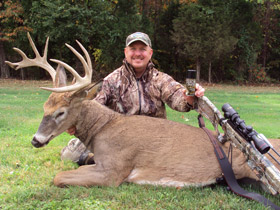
left=6, top=33, right=280, bottom=190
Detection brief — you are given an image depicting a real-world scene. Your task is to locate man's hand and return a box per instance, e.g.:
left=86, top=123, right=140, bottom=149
left=66, top=126, right=76, bottom=135
left=183, top=83, right=205, bottom=106
left=195, top=83, right=205, bottom=97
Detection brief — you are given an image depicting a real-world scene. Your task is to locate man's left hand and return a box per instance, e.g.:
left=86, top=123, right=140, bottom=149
left=183, top=83, right=205, bottom=107
left=195, top=83, right=205, bottom=97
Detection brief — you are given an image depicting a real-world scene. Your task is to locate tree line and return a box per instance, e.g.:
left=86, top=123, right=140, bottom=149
left=1, top=0, right=280, bottom=83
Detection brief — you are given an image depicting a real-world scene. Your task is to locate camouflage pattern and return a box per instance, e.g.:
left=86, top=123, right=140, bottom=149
left=94, top=59, right=192, bottom=118
left=223, top=122, right=280, bottom=195
left=196, top=96, right=280, bottom=195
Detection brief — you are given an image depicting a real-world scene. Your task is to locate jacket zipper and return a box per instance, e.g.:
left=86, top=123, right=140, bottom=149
left=136, top=79, right=142, bottom=115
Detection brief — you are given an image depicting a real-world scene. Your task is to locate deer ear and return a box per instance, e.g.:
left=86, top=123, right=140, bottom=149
left=85, top=80, right=103, bottom=100
left=54, top=65, right=67, bottom=88
left=70, top=79, right=103, bottom=100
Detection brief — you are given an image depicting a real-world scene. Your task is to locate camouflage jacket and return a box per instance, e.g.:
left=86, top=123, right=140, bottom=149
left=94, top=59, right=192, bottom=119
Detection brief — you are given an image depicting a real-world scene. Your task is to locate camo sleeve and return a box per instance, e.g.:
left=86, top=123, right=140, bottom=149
left=94, top=79, right=111, bottom=105
left=157, top=72, right=192, bottom=112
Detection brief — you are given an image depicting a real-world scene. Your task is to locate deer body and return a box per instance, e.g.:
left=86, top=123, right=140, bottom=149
left=52, top=98, right=258, bottom=187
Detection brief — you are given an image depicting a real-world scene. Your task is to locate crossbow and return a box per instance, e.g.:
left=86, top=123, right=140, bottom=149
left=196, top=96, right=280, bottom=195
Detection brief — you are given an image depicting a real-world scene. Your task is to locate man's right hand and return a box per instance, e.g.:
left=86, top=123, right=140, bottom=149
left=67, top=126, right=76, bottom=135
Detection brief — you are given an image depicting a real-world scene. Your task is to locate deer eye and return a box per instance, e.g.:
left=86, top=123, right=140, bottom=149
left=55, top=112, right=65, bottom=119
left=53, top=108, right=67, bottom=120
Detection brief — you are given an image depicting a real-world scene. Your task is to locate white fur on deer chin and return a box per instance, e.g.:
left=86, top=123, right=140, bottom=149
left=125, top=168, right=216, bottom=187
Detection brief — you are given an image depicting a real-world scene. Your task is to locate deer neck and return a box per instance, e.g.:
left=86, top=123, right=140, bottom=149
left=74, top=100, right=120, bottom=147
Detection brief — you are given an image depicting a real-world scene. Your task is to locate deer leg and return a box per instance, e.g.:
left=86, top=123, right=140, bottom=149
left=54, top=164, right=129, bottom=187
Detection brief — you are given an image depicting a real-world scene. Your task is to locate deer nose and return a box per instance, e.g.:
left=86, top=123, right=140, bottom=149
left=31, top=136, right=44, bottom=148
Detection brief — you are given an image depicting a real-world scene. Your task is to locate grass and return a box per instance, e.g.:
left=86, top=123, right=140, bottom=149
left=0, top=79, right=280, bottom=209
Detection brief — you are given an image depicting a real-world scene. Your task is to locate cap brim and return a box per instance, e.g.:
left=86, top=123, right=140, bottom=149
left=126, top=39, right=149, bottom=47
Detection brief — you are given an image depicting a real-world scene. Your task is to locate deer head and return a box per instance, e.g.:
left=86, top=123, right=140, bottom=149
left=6, top=33, right=100, bottom=147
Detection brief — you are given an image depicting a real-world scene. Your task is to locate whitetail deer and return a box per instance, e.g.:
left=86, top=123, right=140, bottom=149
left=6, top=33, right=280, bottom=189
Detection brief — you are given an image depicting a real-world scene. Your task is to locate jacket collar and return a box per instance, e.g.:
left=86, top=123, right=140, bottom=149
left=123, top=59, right=154, bottom=82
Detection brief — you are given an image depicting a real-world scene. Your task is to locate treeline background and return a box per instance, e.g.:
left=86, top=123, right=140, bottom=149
left=1, top=0, right=280, bottom=84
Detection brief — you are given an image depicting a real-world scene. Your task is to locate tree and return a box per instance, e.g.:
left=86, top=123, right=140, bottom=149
left=153, top=1, right=183, bottom=80
left=19, top=0, right=151, bottom=78
left=223, top=0, right=263, bottom=83
left=0, top=0, right=31, bottom=78
left=252, top=0, right=280, bottom=81
left=172, top=3, right=205, bottom=82
left=97, top=0, right=152, bottom=73
left=252, top=0, right=280, bottom=68
left=265, top=4, right=280, bottom=80
left=18, top=0, right=114, bottom=79
left=2, top=0, right=280, bottom=82
left=172, top=0, right=237, bottom=82
left=205, top=23, right=237, bottom=83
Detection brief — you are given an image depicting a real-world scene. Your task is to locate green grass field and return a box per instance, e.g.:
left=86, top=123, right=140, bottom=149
left=0, top=79, right=280, bottom=209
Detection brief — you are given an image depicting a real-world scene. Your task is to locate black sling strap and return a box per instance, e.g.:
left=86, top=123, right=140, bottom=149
left=198, top=114, right=280, bottom=210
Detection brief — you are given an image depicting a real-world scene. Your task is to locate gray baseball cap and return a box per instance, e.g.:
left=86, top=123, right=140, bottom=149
left=126, top=32, right=152, bottom=47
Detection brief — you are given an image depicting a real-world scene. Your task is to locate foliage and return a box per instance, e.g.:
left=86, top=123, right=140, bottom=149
left=0, top=0, right=32, bottom=79
left=215, top=0, right=263, bottom=83
left=97, top=0, right=152, bottom=73
left=2, top=0, right=280, bottom=82
left=20, top=0, right=112, bottom=71
left=259, top=0, right=280, bottom=80
left=153, top=1, right=183, bottom=80
left=171, top=0, right=238, bottom=82
left=0, top=0, right=31, bottom=42
left=17, top=0, right=152, bottom=76
left=248, top=63, right=268, bottom=83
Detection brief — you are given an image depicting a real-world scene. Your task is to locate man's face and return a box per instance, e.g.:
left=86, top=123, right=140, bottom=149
left=124, top=41, right=153, bottom=75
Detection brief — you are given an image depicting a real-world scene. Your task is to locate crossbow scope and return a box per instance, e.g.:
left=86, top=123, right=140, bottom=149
left=222, top=103, right=270, bottom=154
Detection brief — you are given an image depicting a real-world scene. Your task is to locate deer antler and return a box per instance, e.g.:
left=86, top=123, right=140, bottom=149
left=5, top=32, right=56, bottom=81
left=5, top=33, right=93, bottom=93
left=45, top=40, right=93, bottom=92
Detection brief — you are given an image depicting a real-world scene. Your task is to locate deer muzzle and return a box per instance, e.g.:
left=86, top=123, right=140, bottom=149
left=31, top=115, right=57, bottom=148
left=31, top=135, right=53, bottom=148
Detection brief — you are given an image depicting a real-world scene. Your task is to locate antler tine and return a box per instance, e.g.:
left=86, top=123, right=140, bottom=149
left=41, top=41, right=93, bottom=93
left=42, top=34, right=49, bottom=61
left=75, top=40, right=92, bottom=75
left=65, top=42, right=91, bottom=81
left=5, top=47, right=28, bottom=69
left=27, top=32, right=42, bottom=59
left=5, top=32, right=56, bottom=81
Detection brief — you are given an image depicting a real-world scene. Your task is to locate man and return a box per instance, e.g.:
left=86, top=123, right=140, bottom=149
left=61, top=32, right=205, bottom=164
